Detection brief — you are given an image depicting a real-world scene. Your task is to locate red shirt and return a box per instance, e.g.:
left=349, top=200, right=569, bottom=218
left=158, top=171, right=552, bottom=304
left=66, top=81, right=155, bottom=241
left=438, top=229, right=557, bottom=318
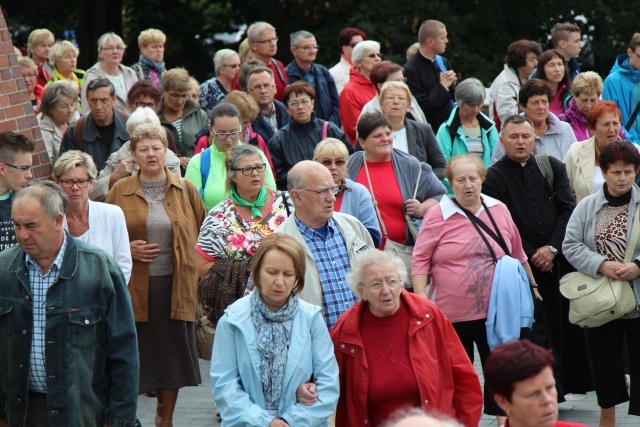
left=334, top=193, right=344, bottom=212
left=355, top=161, right=405, bottom=246
left=361, top=301, right=421, bottom=426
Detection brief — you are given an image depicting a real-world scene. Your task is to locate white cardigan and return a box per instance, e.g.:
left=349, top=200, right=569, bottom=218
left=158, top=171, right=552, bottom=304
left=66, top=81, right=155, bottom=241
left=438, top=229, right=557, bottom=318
left=63, top=200, right=132, bottom=283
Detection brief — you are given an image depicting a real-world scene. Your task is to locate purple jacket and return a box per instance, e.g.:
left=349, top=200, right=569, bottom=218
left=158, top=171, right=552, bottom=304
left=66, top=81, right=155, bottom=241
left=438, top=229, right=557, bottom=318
left=559, top=98, right=625, bottom=141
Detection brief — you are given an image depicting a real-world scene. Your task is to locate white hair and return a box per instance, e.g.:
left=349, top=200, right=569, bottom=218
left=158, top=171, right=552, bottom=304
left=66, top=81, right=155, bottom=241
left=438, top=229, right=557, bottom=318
left=352, top=40, right=381, bottom=64
left=346, top=249, right=408, bottom=296
left=126, top=107, right=161, bottom=134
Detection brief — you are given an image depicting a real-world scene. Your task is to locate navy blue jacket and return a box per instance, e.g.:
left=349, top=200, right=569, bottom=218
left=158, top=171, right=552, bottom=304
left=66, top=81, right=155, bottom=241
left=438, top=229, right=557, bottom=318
left=251, top=100, right=290, bottom=143
left=286, top=61, right=341, bottom=127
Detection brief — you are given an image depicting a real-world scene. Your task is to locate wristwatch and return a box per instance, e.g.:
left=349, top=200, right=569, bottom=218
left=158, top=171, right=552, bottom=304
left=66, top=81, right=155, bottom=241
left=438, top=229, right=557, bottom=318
left=549, top=246, right=558, bottom=255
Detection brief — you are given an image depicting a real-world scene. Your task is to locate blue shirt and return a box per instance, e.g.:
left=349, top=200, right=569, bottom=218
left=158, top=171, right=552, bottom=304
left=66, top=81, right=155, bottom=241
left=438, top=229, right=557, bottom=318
left=295, top=217, right=356, bottom=329
left=26, top=233, right=67, bottom=392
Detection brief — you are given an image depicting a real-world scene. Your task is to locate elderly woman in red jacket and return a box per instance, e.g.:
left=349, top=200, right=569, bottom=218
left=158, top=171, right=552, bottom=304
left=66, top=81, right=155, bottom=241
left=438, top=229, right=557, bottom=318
left=330, top=249, right=482, bottom=427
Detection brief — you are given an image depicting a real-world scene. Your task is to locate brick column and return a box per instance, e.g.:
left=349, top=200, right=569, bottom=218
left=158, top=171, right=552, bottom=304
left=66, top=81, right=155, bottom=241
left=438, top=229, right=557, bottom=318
left=0, top=6, right=52, bottom=179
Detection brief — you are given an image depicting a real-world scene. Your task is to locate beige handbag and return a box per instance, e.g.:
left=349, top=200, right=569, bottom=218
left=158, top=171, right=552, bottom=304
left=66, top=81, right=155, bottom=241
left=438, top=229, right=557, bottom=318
left=559, top=205, right=640, bottom=328
left=363, top=157, right=414, bottom=281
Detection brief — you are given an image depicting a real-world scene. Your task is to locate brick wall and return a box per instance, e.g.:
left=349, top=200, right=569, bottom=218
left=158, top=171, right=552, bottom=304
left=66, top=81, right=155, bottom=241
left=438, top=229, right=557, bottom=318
left=0, top=5, right=52, bottom=179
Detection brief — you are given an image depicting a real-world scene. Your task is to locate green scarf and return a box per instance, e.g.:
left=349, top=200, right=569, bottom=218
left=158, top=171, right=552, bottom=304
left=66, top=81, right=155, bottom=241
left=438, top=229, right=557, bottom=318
left=230, top=187, right=267, bottom=218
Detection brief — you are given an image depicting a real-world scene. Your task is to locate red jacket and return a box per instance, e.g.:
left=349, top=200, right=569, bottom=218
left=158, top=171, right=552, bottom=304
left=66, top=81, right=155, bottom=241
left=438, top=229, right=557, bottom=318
left=330, top=290, right=483, bottom=427
left=339, top=67, right=377, bottom=147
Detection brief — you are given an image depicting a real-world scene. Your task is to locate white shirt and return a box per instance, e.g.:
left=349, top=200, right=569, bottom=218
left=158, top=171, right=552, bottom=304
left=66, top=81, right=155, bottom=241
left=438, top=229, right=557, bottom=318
left=392, top=127, right=409, bottom=154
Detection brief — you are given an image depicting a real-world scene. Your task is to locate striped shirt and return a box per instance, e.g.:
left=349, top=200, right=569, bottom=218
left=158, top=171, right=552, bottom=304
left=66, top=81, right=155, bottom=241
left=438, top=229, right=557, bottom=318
left=27, top=234, right=67, bottom=393
left=296, top=217, right=357, bottom=329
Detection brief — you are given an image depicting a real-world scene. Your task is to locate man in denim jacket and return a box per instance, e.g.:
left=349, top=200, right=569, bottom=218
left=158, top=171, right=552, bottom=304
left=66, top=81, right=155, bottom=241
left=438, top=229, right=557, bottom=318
left=0, top=183, right=138, bottom=427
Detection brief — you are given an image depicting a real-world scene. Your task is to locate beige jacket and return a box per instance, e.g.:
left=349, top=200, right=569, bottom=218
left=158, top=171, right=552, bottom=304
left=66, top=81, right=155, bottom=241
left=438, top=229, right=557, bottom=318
left=82, top=62, right=139, bottom=115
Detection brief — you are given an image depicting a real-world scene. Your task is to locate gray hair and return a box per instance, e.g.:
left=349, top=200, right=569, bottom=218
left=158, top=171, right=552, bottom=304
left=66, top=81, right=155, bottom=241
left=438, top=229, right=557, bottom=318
left=126, top=106, right=161, bottom=134
left=247, top=22, right=276, bottom=43
left=346, top=249, right=408, bottom=296
left=214, top=49, right=240, bottom=76
left=15, top=181, right=68, bottom=220
left=381, top=408, right=464, bottom=427
left=97, top=32, right=126, bottom=52
left=352, top=40, right=381, bottom=64
left=39, top=81, right=78, bottom=117
left=455, top=77, right=486, bottom=106
left=225, top=144, right=264, bottom=192
left=290, top=30, right=315, bottom=47
left=52, top=150, right=98, bottom=182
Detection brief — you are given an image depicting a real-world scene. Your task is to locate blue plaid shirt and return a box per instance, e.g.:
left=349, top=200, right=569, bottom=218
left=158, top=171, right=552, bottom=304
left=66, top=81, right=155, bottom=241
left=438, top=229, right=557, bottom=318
left=296, top=217, right=357, bottom=329
left=26, top=234, right=67, bottom=393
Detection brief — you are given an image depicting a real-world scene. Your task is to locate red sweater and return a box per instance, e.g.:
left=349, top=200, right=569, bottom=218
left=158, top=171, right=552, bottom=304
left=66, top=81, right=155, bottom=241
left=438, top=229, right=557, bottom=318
left=331, top=290, right=483, bottom=427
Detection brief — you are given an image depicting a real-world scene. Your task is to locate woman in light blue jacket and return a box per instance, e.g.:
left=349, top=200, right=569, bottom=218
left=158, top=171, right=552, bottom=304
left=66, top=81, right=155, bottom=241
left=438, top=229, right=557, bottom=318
left=211, top=234, right=339, bottom=427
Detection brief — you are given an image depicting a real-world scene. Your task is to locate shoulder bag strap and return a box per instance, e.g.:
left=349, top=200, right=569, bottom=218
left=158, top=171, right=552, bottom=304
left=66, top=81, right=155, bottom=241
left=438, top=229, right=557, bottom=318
left=363, top=157, right=388, bottom=239
left=412, top=166, right=421, bottom=199
left=279, top=191, right=291, bottom=217
left=452, top=198, right=510, bottom=257
left=322, top=120, right=329, bottom=139
left=625, top=101, right=640, bottom=132
left=625, top=204, right=640, bottom=263
left=73, top=115, right=86, bottom=150
left=270, top=58, right=286, bottom=85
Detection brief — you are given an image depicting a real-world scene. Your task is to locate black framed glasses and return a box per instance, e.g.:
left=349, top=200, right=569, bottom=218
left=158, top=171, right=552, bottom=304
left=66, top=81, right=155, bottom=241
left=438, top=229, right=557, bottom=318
left=3, top=163, right=31, bottom=172
left=135, top=101, right=156, bottom=109
left=59, top=179, right=91, bottom=188
left=212, top=129, right=242, bottom=140
left=233, top=163, right=267, bottom=175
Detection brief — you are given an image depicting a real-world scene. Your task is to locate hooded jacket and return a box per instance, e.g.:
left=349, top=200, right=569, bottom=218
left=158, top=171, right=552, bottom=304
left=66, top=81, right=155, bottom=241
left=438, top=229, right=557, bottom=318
left=603, top=54, right=640, bottom=143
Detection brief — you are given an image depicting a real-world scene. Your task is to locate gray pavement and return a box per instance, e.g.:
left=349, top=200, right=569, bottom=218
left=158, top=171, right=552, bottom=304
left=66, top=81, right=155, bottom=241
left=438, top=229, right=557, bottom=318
left=137, top=353, right=628, bottom=426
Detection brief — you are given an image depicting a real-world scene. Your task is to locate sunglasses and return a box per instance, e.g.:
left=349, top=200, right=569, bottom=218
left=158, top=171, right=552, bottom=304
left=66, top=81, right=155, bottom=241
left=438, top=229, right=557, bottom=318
left=366, top=52, right=383, bottom=59
left=319, top=158, right=346, bottom=167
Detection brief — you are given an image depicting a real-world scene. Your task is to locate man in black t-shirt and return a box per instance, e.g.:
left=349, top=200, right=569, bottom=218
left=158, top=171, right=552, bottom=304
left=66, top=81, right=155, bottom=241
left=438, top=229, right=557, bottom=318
left=0, top=131, right=35, bottom=252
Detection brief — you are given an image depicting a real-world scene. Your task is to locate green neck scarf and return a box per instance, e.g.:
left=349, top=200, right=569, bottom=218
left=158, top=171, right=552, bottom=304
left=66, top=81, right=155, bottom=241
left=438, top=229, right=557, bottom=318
left=230, top=187, right=267, bottom=219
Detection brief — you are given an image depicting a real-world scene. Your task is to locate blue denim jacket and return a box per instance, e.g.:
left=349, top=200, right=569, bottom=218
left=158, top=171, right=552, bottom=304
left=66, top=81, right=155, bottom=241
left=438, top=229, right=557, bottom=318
left=0, top=232, right=139, bottom=426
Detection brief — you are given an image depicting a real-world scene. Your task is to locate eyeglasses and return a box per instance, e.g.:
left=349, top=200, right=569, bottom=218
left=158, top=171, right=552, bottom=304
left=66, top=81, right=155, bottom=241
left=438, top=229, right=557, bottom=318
left=59, top=179, right=91, bottom=188
left=167, top=92, right=189, bottom=100
left=135, top=101, right=156, bottom=109
left=3, top=163, right=31, bottom=172
left=233, top=163, right=267, bottom=175
left=298, top=45, right=320, bottom=52
left=212, top=129, right=242, bottom=140
left=301, top=186, right=339, bottom=197
left=255, top=37, right=278, bottom=45
left=101, top=46, right=125, bottom=52
left=223, top=63, right=241, bottom=69
left=319, top=158, right=346, bottom=167
left=360, top=277, right=402, bottom=293
left=288, top=99, right=312, bottom=108
left=382, top=95, right=408, bottom=102
left=366, top=52, right=383, bottom=59
left=249, top=84, right=274, bottom=92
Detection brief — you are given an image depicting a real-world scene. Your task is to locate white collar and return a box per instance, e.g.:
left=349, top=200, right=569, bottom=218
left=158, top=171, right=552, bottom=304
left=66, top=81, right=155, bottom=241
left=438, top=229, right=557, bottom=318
left=440, top=194, right=501, bottom=221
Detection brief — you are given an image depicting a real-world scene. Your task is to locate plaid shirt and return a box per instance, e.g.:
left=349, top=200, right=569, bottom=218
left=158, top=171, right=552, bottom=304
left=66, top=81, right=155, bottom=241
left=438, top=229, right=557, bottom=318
left=26, top=234, right=67, bottom=393
left=296, top=217, right=357, bottom=329
left=259, top=102, right=278, bottom=134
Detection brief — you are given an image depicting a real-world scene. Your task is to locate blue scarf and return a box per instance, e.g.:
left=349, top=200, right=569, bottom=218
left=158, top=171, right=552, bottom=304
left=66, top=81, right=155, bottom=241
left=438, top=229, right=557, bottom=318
left=250, top=290, right=299, bottom=409
left=136, top=54, right=166, bottom=87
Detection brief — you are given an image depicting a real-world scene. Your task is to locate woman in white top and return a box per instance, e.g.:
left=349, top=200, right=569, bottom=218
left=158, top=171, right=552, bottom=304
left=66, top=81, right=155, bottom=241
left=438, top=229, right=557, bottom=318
left=82, top=32, right=139, bottom=115
left=53, top=150, right=132, bottom=282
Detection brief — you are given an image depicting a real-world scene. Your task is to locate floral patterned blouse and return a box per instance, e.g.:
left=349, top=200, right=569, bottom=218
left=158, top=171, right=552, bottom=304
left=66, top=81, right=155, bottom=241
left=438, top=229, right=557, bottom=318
left=195, top=190, right=293, bottom=261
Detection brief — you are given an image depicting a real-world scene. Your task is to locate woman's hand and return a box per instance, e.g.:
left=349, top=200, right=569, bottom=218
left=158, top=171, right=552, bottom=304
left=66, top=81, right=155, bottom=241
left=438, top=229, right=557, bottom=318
left=130, top=240, right=160, bottom=263
left=599, top=261, right=625, bottom=280
left=533, top=287, right=543, bottom=301
left=614, top=262, right=640, bottom=281
left=296, top=382, right=318, bottom=406
left=268, top=419, right=290, bottom=427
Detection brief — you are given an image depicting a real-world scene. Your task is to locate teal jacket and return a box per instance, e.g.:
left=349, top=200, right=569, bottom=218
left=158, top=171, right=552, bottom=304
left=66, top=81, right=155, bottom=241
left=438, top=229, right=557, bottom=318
left=436, top=106, right=498, bottom=195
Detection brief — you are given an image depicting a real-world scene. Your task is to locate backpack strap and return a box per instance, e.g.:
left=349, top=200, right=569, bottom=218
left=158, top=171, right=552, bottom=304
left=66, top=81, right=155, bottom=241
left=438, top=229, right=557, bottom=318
left=199, top=148, right=211, bottom=197
left=534, top=153, right=555, bottom=195
left=270, top=58, right=287, bottom=85
left=625, top=101, right=640, bottom=132
left=133, top=64, right=145, bottom=80
left=73, top=115, right=87, bottom=150
left=322, top=121, right=329, bottom=139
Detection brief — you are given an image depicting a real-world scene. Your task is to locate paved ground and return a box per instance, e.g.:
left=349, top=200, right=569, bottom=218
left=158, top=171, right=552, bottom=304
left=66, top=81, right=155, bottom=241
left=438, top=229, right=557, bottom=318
left=137, top=353, right=629, bottom=426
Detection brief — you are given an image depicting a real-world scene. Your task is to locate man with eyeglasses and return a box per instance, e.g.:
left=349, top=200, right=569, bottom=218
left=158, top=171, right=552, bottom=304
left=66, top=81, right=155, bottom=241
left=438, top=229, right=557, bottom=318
left=277, top=161, right=374, bottom=330
left=404, top=19, right=457, bottom=133
left=0, top=132, right=35, bottom=254
left=286, top=30, right=341, bottom=127
left=60, top=78, right=130, bottom=171
left=603, top=33, right=640, bottom=143
left=245, top=21, right=288, bottom=102
left=246, top=67, right=290, bottom=143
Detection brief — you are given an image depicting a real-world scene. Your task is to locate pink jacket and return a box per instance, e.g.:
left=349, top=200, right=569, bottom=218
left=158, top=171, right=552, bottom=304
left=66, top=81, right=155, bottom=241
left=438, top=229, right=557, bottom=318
left=330, top=290, right=483, bottom=427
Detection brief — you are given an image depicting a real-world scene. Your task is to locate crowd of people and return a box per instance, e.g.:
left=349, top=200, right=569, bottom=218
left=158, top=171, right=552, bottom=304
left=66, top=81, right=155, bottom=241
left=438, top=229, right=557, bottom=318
left=3, top=16, right=640, bottom=427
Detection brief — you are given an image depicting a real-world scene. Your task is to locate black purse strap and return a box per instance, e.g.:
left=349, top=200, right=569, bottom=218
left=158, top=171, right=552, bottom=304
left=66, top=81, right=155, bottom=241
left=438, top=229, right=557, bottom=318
left=452, top=198, right=511, bottom=263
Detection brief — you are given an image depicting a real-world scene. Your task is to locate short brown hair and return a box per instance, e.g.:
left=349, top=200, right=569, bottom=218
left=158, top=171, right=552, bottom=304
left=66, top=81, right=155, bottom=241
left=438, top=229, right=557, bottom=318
left=245, top=66, right=274, bottom=91
left=418, top=20, right=445, bottom=45
left=550, top=23, right=581, bottom=48
left=505, top=40, right=542, bottom=70
left=162, top=68, right=190, bottom=93
left=518, top=79, right=552, bottom=107
left=357, top=111, right=391, bottom=142
left=251, top=234, right=306, bottom=295
left=571, top=71, right=603, bottom=98
left=0, top=131, right=35, bottom=164
left=129, top=123, right=168, bottom=152
left=138, top=28, right=166, bottom=50
left=283, top=81, right=315, bottom=105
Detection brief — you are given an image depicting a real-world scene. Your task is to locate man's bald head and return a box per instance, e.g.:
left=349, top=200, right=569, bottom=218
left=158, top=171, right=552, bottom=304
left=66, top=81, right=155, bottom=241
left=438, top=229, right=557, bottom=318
left=287, top=160, right=336, bottom=228
left=287, top=160, right=332, bottom=192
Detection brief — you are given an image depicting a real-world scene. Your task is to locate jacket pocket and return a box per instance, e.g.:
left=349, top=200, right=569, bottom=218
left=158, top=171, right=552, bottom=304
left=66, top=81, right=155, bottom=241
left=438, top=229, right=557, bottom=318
left=69, top=310, right=102, bottom=350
